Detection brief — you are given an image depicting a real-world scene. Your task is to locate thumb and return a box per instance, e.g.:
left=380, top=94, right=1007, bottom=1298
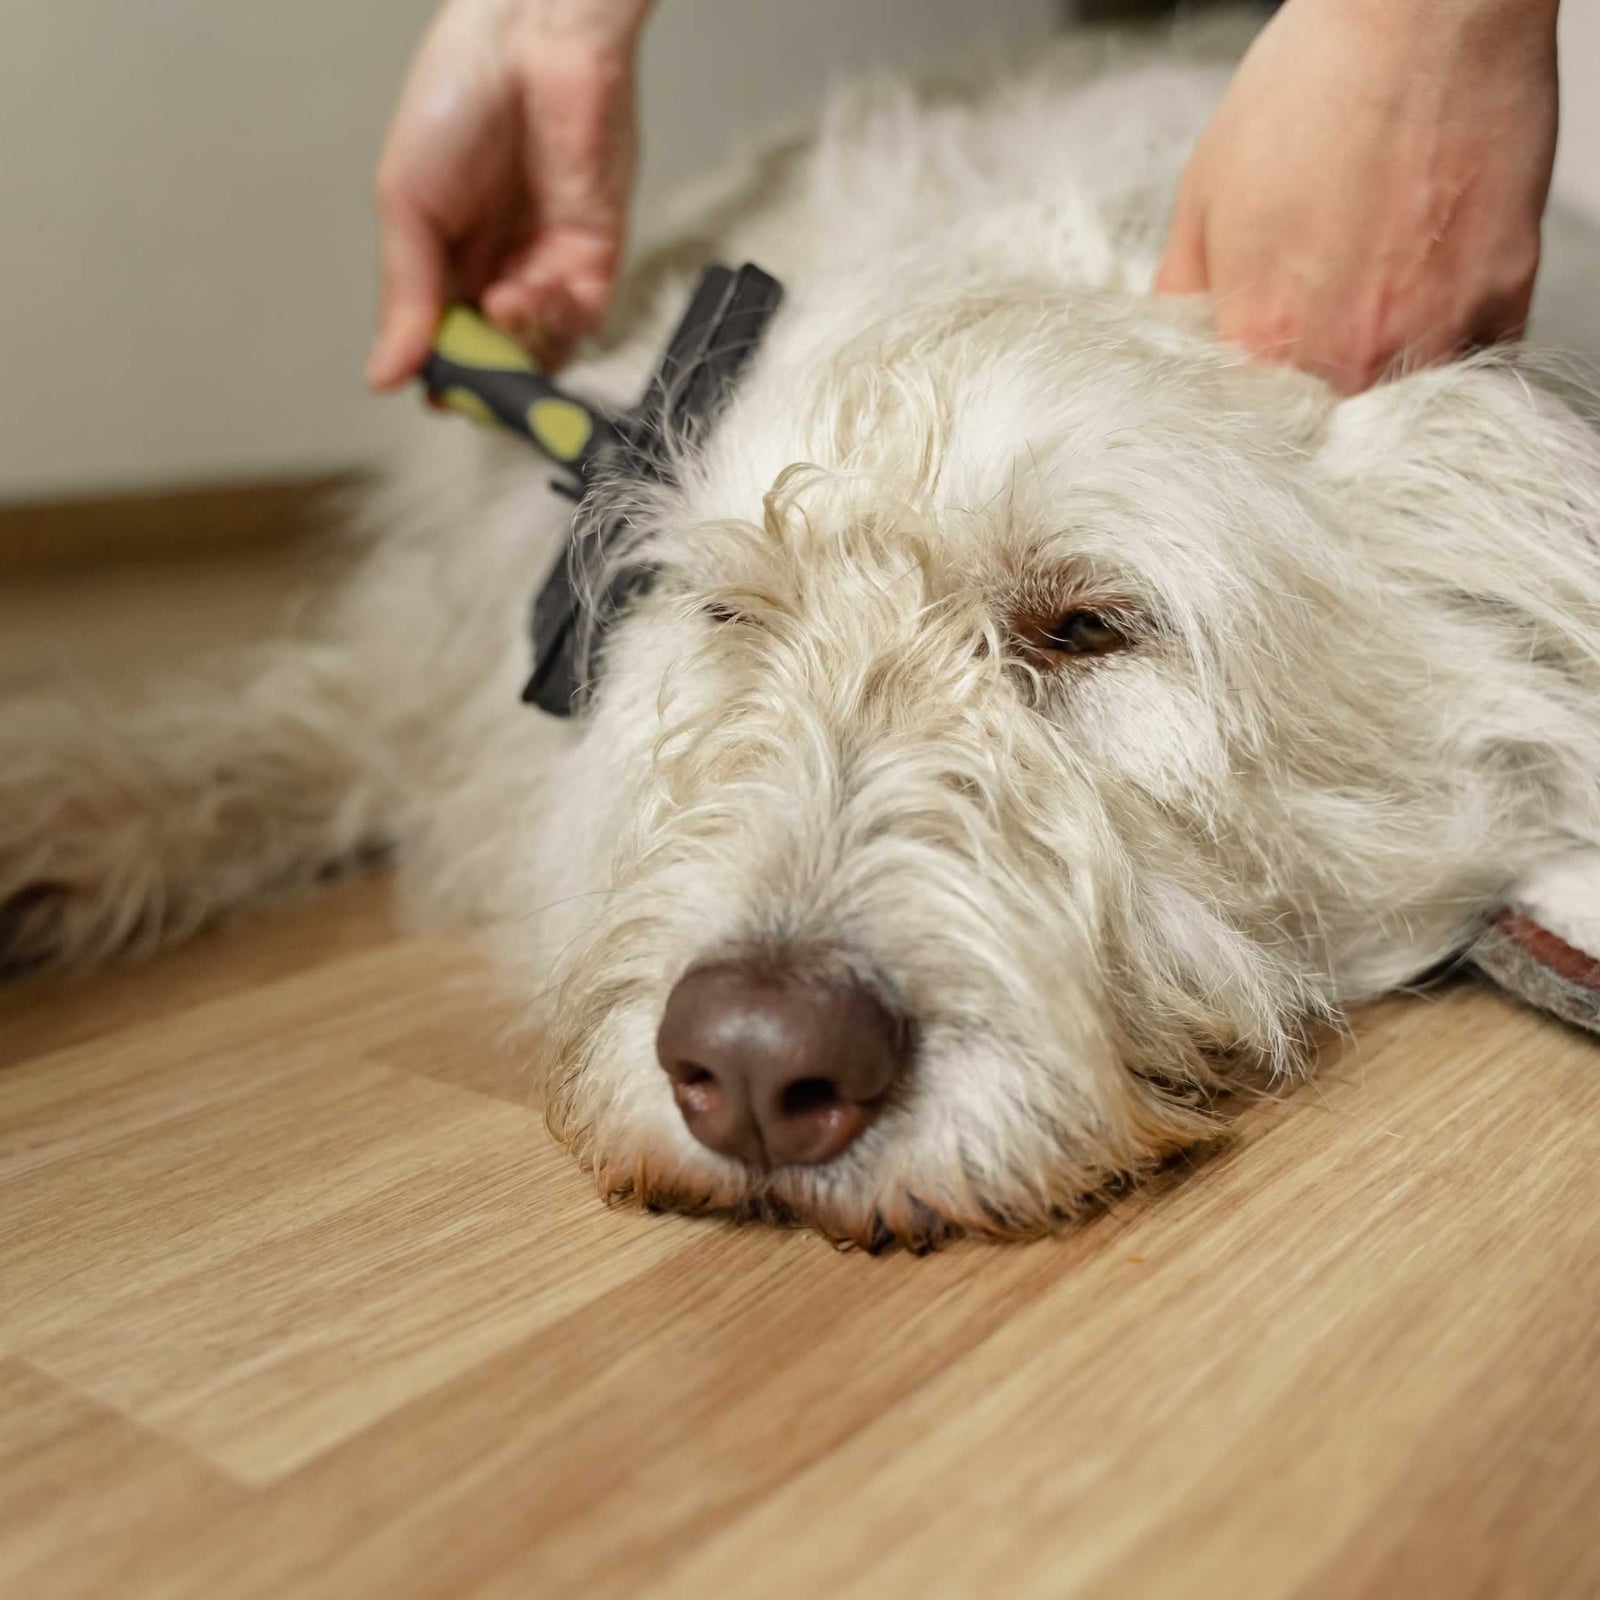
left=368, top=201, right=448, bottom=391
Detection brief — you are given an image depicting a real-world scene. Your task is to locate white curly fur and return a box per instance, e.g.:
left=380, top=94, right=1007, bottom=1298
left=5, top=32, right=1600, bottom=1246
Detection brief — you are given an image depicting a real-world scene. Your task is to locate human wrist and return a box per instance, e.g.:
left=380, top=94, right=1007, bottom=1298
left=497, top=0, right=654, bottom=52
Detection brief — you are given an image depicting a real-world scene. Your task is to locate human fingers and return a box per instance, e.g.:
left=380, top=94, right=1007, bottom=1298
left=368, top=198, right=450, bottom=390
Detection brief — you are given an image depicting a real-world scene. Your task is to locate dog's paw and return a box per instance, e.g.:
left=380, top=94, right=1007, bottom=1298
left=0, top=667, right=396, bottom=976
left=0, top=698, right=191, bottom=975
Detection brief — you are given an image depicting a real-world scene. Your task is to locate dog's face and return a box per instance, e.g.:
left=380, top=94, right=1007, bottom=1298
left=534, top=287, right=1600, bottom=1247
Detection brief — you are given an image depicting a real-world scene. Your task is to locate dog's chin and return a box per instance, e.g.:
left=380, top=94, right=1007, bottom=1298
left=578, top=1138, right=988, bottom=1254
left=575, top=1135, right=1170, bottom=1254
left=548, top=1067, right=1216, bottom=1255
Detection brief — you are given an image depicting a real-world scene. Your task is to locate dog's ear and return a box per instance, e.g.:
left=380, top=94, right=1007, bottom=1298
left=1318, top=358, right=1600, bottom=682
left=1319, top=359, right=1600, bottom=1038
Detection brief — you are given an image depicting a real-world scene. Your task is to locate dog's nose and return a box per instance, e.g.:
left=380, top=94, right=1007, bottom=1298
left=656, top=962, right=906, bottom=1168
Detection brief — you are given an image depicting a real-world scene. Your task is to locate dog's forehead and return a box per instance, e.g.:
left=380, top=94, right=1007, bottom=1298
left=695, top=287, right=1281, bottom=509
left=670, top=331, right=1260, bottom=601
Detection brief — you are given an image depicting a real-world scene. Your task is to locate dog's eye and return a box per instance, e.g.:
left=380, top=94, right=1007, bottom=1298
left=1001, top=600, right=1141, bottom=681
left=1004, top=608, right=1132, bottom=665
left=1039, top=610, right=1128, bottom=656
left=699, top=599, right=772, bottom=636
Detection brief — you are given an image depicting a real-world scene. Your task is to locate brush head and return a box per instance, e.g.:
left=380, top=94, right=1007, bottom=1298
left=518, top=263, right=784, bottom=718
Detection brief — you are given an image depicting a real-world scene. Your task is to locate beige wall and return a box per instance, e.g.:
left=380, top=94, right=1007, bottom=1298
left=0, top=0, right=1057, bottom=502
left=3, top=1, right=1593, bottom=503
left=1555, top=2, right=1600, bottom=219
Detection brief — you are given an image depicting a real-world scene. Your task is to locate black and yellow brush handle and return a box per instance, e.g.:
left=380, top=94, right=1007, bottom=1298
left=420, top=306, right=612, bottom=472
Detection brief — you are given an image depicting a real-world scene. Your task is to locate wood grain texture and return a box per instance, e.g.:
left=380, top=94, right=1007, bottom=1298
left=2, top=554, right=1599, bottom=1598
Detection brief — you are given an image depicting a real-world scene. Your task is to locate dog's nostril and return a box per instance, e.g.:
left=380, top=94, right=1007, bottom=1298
left=669, top=1064, right=721, bottom=1117
left=779, top=1076, right=843, bottom=1117
left=656, top=961, right=907, bottom=1169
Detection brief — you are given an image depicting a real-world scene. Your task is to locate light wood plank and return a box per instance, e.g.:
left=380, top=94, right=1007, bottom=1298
left=0, top=940, right=690, bottom=1484
left=0, top=874, right=402, bottom=1071
left=0, top=1358, right=245, bottom=1600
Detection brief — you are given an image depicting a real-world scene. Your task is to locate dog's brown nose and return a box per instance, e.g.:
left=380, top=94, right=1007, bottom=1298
left=656, top=962, right=905, bottom=1168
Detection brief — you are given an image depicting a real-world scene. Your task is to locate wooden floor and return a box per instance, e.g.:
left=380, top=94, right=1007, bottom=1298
left=3, top=554, right=1600, bottom=1599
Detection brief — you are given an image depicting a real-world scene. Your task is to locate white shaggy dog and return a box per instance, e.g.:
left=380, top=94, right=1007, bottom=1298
left=5, top=34, right=1600, bottom=1248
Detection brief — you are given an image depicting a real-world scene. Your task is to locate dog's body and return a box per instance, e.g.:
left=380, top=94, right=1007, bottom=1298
left=6, top=35, right=1600, bottom=1246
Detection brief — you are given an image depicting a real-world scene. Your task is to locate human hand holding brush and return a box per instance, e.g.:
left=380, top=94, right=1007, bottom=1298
left=367, top=0, right=654, bottom=389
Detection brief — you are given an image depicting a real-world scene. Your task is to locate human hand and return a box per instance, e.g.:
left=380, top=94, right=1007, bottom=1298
left=1156, top=0, right=1560, bottom=395
left=367, top=0, right=652, bottom=389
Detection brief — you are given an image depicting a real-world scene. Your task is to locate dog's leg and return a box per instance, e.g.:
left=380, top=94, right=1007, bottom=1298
left=0, top=639, right=402, bottom=973
left=0, top=435, right=567, bottom=975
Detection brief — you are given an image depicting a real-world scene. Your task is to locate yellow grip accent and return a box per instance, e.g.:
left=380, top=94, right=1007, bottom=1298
left=437, top=386, right=497, bottom=426
left=434, top=306, right=539, bottom=374
left=528, top=397, right=594, bottom=463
